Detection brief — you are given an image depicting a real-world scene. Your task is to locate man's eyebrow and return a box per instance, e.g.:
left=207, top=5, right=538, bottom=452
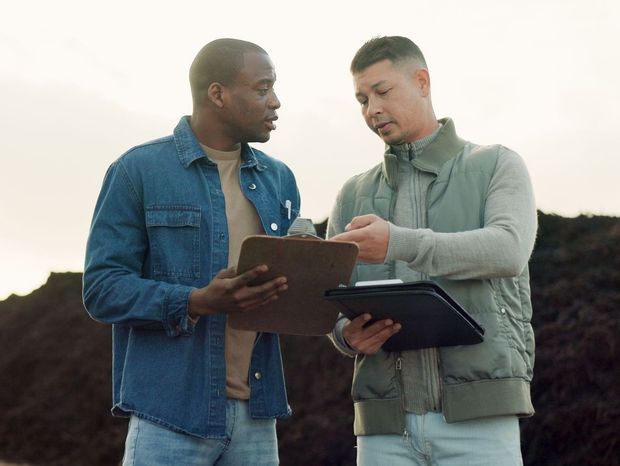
left=356, top=80, right=389, bottom=99
left=255, top=78, right=275, bottom=86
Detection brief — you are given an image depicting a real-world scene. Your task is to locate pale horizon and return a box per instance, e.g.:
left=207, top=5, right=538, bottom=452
left=1, top=0, right=619, bottom=300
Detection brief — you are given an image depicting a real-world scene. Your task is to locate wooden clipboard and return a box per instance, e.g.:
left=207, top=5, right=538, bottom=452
left=228, top=234, right=358, bottom=335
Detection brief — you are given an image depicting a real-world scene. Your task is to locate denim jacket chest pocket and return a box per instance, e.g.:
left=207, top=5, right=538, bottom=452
left=145, top=205, right=201, bottom=280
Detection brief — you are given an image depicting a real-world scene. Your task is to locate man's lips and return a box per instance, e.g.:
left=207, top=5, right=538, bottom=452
left=374, top=121, right=393, bottom=134
left=265, top=116, right=278, bottom=131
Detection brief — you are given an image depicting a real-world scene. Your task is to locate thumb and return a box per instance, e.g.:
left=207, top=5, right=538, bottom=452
left=215, top=266, right=237, bottom=279
left=346, top=214, right=377, bottom=231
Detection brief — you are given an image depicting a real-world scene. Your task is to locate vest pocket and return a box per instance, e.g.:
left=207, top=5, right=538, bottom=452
left=352, top=352, right=400, bottom=400
left=146, top=205, right=201, bottom=279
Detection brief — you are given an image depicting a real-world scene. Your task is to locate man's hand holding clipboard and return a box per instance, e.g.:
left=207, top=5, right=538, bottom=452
left=228, top=219, right=359, bottom=335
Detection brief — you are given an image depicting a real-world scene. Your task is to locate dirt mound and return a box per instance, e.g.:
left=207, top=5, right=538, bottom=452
left=520, top=213, right=620, bottom=465
left=0, top=212, right=618, bottom=466
left=0, top=273, right=126, bottom=466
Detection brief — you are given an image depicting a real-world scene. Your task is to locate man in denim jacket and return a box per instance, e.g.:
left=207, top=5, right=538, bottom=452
left=83, top=38, right=300, bottom=465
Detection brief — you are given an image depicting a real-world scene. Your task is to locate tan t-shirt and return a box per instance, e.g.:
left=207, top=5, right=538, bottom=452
left=203, top=144, right=264, bottom=400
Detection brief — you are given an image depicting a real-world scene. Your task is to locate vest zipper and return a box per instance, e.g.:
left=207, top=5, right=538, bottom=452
left=395, top=354, right=408, bottom=433
left=388, top=181, right=398, bottom=280
left=425, top=178, right=436, bottom=216
left=420, top=176, right=443, bottom=412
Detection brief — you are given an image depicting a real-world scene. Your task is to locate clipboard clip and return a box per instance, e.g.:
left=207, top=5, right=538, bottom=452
left=287, top=233, right=323, bottom=240
left=286, top=217, right=318, bottom=237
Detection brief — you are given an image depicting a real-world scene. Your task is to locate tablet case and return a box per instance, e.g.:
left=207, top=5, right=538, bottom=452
left=228, top=235, right=359, bottom=335
left=324, top=281, right=484, bottom=351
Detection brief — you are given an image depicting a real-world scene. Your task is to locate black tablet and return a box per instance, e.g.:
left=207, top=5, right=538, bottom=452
left=324, top=281, right=484, bottom=351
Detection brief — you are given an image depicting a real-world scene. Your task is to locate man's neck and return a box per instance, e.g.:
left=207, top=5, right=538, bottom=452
left=409, top=118, right=440, bottom=144
left=190, top=113, right=241, bottom=152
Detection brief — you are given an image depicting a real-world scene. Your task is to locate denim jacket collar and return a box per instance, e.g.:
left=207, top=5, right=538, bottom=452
left=174, top=116, right=265, bottom=171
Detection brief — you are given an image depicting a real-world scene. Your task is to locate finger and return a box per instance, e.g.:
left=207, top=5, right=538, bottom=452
left=250, top=282, right=287, bottom=302
left=329, top=232, right=350, bottom=242
left=342, top=314, right=374, bottom=348
left=252, top=276, right=287, bottom=294
left=330, top=229, right=365, bottom=244
left=347, top=313, right=372, bottom=330
left=345, top=320, right=399, bottom=353
left=236, top=277, right=287, bottom=301
left=215, top=266, right=238, bottom=279
left=357, top=319, right=398, bottom=341
left=360, top=318, right=395, bottom=336
left=256, top=293, right=280, bottom=308
left=238, top=291, right=280, bottom=311
left=353, top=319, right=396, bottom=349
left=357, top=323, right=401, bottom=354
left=230, top=264, right=269, bottom=289
left=346, top=214, right=377, bottom=231
left=233, top=279, right=287, bottom=307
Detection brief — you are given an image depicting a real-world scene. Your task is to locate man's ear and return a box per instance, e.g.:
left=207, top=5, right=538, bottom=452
left=207, top=82, right=225, bottom=108
left=415, top=69, right=431, bottom=97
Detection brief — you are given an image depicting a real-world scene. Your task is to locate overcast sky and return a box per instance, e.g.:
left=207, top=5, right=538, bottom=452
left=1, top=0, right=619, bottom=299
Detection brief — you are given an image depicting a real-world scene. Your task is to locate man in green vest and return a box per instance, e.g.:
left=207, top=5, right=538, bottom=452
left=329, top=36, right=537, bottom=465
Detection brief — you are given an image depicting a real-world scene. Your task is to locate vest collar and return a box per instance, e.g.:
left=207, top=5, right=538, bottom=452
left=382, top=117, right=466, bottom=187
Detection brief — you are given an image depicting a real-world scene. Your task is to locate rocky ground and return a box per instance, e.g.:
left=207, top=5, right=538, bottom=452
left=0, top=212, right=618, bottom=466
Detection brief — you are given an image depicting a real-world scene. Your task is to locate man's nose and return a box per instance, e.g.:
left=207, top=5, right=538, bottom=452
left=269, top=91, right=281, bottom=109
left=365, top=95, right=381, bottom=117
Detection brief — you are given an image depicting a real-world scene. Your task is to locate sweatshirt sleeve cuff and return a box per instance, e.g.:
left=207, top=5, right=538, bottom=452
left=329, top=315, right=358, bottom=357
left=386, top=222, right=422, bottom=263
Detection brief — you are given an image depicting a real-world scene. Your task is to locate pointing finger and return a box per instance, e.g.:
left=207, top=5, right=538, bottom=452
left=346, top=214, right=378, bottom=231
left=330, top=229, right=364, bottom=243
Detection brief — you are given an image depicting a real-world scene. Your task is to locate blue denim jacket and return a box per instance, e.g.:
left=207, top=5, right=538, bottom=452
left=83, top=116, right=300, bottom=438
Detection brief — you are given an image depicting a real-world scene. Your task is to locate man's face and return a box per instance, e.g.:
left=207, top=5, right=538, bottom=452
left=223, top=52, right=280, bottom=144
left=353, top=59, right=429, bottom=145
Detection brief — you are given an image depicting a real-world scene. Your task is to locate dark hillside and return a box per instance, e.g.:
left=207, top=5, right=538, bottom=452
left=0, top=212, right=618, bottom=466
left=0, top=273, right=126, bottom=466
left=521, top=213, right=620, bottom=465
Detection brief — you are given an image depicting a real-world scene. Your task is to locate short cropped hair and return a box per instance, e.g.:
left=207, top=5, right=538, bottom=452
left=190, top=38, right=267, bottom=105
left=350, top=36, right=427, bottom=74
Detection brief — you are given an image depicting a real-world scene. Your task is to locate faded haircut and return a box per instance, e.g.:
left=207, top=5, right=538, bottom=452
left=350, top=36, right=427, bottom=74
left=189, top=38, right=267, bottom=106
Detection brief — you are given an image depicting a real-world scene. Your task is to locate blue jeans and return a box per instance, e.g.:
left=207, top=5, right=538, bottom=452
left=122, top=400, right=278, bottom=466
left=357, top=412, right=522, bottom=466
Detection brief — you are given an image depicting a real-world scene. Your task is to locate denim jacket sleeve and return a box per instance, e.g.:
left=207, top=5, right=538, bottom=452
left=83, top=160, right=196, bottom=337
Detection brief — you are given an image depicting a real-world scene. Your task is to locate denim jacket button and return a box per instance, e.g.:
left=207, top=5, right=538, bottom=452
left=248, top=183, right=257, bottom=190
left=270, top=223, right=278, bottom=231
left=254, top=371, right=262, bottom=380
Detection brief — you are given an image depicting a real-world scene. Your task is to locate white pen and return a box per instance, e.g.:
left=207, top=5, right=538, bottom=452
left=285, top=200, right=292, bottom=220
